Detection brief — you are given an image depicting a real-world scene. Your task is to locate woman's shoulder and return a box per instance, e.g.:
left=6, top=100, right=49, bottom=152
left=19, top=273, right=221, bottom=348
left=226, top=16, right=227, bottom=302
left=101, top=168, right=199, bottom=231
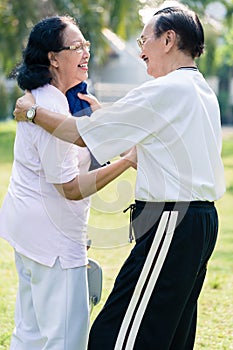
left=32, top=84, right=69, bottom=113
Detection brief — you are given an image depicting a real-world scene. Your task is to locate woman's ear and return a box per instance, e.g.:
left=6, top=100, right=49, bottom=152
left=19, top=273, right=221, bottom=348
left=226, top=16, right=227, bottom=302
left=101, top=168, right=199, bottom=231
left=48, top=51, right=59, bottom=68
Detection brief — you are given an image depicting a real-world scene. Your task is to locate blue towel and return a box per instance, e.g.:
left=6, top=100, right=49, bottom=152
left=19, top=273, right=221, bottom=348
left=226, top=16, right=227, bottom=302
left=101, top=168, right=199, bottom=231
left=66, top=81, right=92, bottom=117
left=66, top=82, right=102, bottom=170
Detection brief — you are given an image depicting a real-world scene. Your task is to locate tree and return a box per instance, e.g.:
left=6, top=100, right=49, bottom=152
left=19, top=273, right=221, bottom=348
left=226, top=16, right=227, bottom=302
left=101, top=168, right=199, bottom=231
left=215, top=1, right=233, bottom=124
left=0, top=80, right=9, bottom=120
left=0, top=0, right=41, bottom=75
left=183, top=0, right=233, bottom=123
left=0, top=0, right=142, bottom=76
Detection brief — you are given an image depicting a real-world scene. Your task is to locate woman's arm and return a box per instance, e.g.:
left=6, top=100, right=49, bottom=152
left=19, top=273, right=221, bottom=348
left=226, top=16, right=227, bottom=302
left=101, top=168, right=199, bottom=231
left=54, top=147, right=137, bottom=200
left=14, top=91, right=86, bottom=146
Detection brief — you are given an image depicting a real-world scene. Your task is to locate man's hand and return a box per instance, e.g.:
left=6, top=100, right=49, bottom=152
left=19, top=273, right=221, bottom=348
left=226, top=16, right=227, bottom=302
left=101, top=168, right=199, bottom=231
left=13, top=90, right=35, bottom=121
left=78, top=93, right=101, bottom=112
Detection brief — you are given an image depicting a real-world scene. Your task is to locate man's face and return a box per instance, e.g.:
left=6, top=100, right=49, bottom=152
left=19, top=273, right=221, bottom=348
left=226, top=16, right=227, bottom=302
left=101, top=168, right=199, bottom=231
left=139, top=17, right=167, bottom=78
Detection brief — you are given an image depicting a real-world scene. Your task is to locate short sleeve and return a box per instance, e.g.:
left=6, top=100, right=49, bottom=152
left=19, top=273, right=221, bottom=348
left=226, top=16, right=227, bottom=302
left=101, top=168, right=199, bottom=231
left=36, top=132, right=79, bottom=184
left=32, top=85, right=80, bottom=184
left=76, top=85, right=155, bottom=164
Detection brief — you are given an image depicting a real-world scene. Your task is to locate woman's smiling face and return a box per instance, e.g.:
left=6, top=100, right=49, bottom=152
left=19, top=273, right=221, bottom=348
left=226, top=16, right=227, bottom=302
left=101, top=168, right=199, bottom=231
left=49, top=23, right=90, bottom=93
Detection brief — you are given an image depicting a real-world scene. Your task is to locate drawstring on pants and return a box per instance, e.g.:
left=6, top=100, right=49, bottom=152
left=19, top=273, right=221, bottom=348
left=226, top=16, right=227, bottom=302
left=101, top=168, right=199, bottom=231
left=123, top=203, right=136, bottom=243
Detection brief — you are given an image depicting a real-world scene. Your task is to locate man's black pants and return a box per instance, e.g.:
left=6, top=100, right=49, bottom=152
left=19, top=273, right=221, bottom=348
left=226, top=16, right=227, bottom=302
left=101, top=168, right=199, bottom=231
left=88, top=201, right=218, bottom=350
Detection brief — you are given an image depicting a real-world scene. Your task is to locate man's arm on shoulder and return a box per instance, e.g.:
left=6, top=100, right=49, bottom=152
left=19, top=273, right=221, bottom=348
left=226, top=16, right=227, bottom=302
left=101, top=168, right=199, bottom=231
left=35, top=107, right=86, bottom=146
left=14, top=90, right=86, bottom=147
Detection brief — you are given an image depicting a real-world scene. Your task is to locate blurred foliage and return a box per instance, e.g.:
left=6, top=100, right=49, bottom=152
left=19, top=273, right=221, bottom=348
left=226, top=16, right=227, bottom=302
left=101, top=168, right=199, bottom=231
left=0, top=0, right=40, bottom=74
left=0, top=0, right=233, bottom=122
left=0, top=81, right=9, bottom=121
left=0, top=0, right=231, bottom=76
left=0, top=81, right=22, bottom=120
left=0, top=0, right=141, bottom=75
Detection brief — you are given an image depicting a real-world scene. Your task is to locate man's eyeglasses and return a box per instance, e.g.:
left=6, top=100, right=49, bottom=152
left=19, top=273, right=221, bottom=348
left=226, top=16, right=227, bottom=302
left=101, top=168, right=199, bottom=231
left=136, top=37, right=145, bottom=50
left=57, top=41, right=91, bottom=53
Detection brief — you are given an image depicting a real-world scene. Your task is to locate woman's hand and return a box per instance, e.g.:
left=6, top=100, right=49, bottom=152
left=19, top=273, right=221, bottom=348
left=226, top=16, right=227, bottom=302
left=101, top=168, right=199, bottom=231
left=78, top=93, right=101, bottom=112
left=13, top=91, right=36, bottom=121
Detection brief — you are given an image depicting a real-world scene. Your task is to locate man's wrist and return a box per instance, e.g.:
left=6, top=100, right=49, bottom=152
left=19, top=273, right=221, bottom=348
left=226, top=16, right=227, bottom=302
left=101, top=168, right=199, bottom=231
left=26, top=104, right=38, bottom=123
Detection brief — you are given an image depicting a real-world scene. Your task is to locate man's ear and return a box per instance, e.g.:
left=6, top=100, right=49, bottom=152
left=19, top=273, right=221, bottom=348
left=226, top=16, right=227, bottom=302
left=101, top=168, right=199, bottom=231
left=164, top=30, right=176, bottom=51
left=48, top=51, right=59, bottom=68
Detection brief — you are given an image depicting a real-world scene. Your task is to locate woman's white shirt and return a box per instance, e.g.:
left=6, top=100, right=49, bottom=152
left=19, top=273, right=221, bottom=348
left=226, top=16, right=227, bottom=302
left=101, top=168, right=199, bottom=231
left=0, top=84, right=91, bottom=268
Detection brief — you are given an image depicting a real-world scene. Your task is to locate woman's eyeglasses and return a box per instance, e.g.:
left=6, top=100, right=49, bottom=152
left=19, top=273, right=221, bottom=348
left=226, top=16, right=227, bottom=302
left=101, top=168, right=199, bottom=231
left=57, top=41, right=91, bottom=53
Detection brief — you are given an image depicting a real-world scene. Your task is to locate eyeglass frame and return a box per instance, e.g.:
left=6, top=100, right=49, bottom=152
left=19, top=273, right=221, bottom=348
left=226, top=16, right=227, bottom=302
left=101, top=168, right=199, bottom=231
left=56, top=40, right=91, bottom=53
left=137, top=37, right=145, bottom=50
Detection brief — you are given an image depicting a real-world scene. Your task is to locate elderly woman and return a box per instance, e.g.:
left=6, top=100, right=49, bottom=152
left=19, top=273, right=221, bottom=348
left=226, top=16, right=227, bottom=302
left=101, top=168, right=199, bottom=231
left=0, top=16, right=135, bottom=350
left=13, top=2, right=225, bottom=350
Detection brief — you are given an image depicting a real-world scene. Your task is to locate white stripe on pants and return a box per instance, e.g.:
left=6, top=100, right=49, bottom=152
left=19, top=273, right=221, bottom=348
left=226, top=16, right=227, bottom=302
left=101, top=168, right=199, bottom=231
left=11, top=252, right=89, bottom=350
left=114, top=211, right=178, bottom=350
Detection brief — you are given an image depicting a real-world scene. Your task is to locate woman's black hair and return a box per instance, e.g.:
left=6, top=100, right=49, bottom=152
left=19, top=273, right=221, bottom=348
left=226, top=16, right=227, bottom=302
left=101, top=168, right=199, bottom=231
left=16, top=16, right=77, bottom=90
left=153, top=5, right=204, bottom=59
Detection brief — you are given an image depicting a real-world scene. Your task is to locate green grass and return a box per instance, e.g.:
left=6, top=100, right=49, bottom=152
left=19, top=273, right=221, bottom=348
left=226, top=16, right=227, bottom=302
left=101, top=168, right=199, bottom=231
left=0, top=120, right=233, bottom=349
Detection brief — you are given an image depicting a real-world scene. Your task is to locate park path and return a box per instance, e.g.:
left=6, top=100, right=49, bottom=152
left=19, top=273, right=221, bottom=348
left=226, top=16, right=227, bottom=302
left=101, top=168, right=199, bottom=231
left=222, top=126, right=233, bottom=139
